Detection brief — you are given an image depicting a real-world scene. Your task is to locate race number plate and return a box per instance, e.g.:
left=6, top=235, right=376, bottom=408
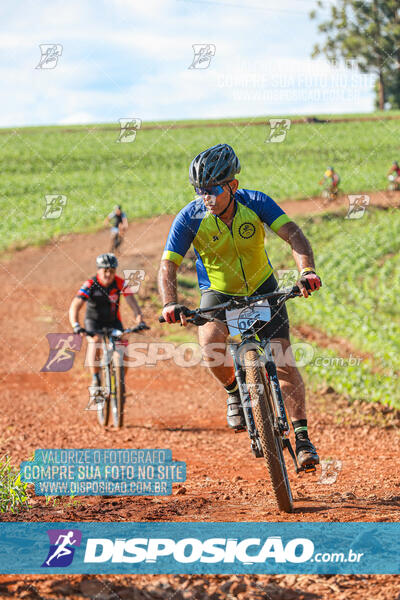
left=225, top=300, right=271, bottom=337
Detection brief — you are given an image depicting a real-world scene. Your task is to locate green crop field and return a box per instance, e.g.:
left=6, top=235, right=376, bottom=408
left=266, top=206, right=400, bottom=409
left=1, top=112, right=400, bottom=252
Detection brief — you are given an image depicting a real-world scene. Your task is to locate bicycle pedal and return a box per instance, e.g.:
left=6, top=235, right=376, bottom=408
left=234, top=426, right=246, bottom=433
left=302, top=464, right=317, bottom=473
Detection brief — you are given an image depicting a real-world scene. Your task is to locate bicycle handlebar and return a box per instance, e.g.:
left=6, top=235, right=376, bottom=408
left=158, top=285, right=303, bottom=325
left=124, top=323, right=150, bottom=333
left=82, top=323, right=150, bottom=337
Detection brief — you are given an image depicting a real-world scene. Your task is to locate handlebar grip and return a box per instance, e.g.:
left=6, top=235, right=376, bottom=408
left=159, top=315, right=166, bottom=323
left=83, top=329, right=95, bottom=337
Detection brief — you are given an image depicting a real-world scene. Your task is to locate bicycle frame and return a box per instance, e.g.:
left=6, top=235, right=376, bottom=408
left=228, top=319, right=291, bottom=457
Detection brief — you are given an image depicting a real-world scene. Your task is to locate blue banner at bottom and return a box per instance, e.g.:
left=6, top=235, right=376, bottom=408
left=0, top=522, right=398, bottom=574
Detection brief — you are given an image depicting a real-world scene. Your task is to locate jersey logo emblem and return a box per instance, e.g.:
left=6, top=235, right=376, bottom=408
left=212, top=235, right=219, bottom=242
left=238, top=222, right=255, bottom=239
left=109, top=292, right=119, bottom=303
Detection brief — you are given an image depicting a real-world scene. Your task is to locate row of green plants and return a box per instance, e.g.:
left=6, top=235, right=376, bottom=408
left=1, top=114, right=400, bottom=251
left=268, top=207, right=399, bottom=408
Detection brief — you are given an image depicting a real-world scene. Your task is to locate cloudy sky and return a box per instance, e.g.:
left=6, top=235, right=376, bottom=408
left=0, top=0, right=376, bottom=127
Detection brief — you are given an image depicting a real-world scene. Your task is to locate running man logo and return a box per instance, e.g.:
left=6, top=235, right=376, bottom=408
left=40, top=334, right=82, bottom=372
left=123, top=269, right=146, bottom=293
left=276, top=269, right=298, bottom=288
left=265, top=119, right=291, bottom=143
left=35, top=44, right=63, bottom=69
left=345, top=195, right=370, bottom=219
left=237, top=306, right=261, bottom=332
left=318, top=459, right=342, bottom=485
left=86, top=385, right=107, bottom=410
left=42, top=529, right=82, bottom=567
left=42, top=195, right=67, bottom=219
left=117, top=118, right=142, bottom=143
left=188, top=44, right=216, bottom=69
left=241, top=383, right=264, bottom=407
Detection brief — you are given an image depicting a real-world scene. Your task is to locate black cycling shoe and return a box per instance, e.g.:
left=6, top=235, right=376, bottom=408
left=226, top=394, right=246, bottom=430
left=296, top=439, right=320, bottom=469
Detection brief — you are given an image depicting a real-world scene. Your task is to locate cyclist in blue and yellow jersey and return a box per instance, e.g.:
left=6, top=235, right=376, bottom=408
left=319, top=166, right=340, bottom=195
left=158, top=144, right=321, bottom=469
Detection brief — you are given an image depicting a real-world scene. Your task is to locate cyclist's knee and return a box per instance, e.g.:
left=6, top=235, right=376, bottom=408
left=198, top=321, right=227, bottom=346
left=87, top=334, right=101, bottom=343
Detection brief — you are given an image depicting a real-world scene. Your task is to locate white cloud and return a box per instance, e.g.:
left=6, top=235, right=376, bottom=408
left=0, top=0, right=375, bottom=127
left=58, top=111, right=96, bottom=124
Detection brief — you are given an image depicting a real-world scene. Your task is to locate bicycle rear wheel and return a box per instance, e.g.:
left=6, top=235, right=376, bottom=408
left=111, top=234, right=122, bottom=254
left=111, top=365, right=125, bottom=428
left=244, top=349, right=293, bottom=513
left=97, top=364, right=110, bottom=427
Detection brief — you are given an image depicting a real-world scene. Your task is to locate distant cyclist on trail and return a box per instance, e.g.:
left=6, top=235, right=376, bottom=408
left=68, top=253, right=147, bottom=395
left=104, top=205, right=128, bottom=253
left=158, top=143, right=321, bottom=469
left=387, top=161, right=400, bottom=187
left=319, top=166, right=340, bottom=197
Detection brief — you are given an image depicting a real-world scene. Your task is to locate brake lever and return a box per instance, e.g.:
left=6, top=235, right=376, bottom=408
left=187, top=314, right=214, bottom=326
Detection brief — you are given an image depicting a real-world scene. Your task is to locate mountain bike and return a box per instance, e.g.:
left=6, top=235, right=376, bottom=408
left=321, top=186, right=339, bottom=202
left=110, top=231, right=123, bottom=254
left=159, top=285, right=315, bottom=513
left=85, top=323, right=149, bottom=428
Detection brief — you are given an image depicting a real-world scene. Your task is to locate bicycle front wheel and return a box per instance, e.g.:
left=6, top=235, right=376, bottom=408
left=111, top=365, right=125, bottom=428
left=244, top=349, right=293, bottom=513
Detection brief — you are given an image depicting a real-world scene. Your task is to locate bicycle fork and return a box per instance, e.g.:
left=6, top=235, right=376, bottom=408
left=261, top=340, right=315, bottom=474
left=101, top=339, right=114, bottom=400
left=230, top=341, right=267, bottom=458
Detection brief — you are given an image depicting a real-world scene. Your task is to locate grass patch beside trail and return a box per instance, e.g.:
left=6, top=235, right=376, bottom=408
left=291, top=336, right=398, bottom=408
left=267, top=206, right=400, bottom=409
left=1, top=112, right=400, bottom=252
left=0, top=456, right=29, bottom=513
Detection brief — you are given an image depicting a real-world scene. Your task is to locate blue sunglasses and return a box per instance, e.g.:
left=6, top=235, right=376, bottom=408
left=195, top=184, right=224, bottom=196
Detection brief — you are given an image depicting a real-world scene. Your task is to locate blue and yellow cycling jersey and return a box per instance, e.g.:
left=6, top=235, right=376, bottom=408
left=162, top=188, right=291, bottom=296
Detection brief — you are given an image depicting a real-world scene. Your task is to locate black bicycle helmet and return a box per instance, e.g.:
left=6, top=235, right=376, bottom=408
left=189, top=143, right=241, bottom=188
left=96, top=253, right=118, bottom=269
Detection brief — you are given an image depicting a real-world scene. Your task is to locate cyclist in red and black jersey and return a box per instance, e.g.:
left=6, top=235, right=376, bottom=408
left=387, top=161, right=400, bottom=186
left=68, top=253, right=147, bottom=389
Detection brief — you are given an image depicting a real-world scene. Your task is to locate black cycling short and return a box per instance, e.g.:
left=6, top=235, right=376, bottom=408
left=84, top=318, right=123, bottom=335
left=199, top=274, right=290, bottom=340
